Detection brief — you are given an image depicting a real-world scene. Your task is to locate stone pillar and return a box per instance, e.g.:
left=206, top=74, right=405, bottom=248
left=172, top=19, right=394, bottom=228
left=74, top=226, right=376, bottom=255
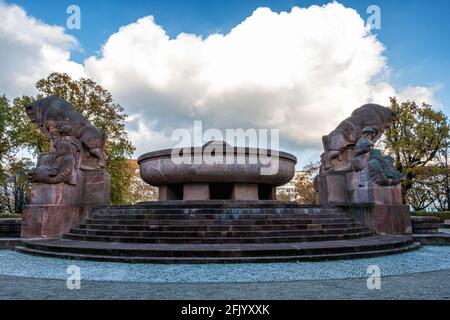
left=82, top=170, right=111, bottom=206
left=269, top=186, right=277, bottom=200
left=21, top=172, right=84, bottom=238
left=183, top=183, right=210, bottom=200
left=159, top=185, right=183, bottom=200
left=232, top=183, right=258, bottom=200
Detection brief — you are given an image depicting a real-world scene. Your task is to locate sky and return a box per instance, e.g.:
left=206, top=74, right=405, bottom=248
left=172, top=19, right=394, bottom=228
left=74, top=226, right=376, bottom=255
left=1, top=0, right=449, bottom=166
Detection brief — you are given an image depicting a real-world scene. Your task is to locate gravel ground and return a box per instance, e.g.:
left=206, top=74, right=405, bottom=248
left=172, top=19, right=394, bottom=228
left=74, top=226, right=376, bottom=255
left=0, top=269, right=449, bottom=300
left=0, top=246, right=449, bottom=283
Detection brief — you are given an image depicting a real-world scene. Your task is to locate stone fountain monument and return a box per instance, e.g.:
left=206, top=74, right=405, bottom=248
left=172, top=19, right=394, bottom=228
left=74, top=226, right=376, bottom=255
left=314, top=103, right=411, bottom=234
left=17, top=98, right=417, bottom=262
left=21, top=96, right=111, bottom=238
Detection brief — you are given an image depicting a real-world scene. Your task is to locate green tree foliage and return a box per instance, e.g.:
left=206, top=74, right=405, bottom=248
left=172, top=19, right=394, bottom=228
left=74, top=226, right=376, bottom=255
left=0, top=95, right=11, bottom=197
left=10, top=72, right=136, bottom=205
left=384, top=97, right=450, bottom=207
left=10, top=95, right=48, bottom=155
left=0, top=96, right=11, bottom=168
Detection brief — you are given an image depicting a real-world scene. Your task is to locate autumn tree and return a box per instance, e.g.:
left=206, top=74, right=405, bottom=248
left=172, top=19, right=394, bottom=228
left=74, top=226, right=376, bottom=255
left=126, top=160, right=159, bottom=204
left=384, top=97, right=450, bottom=206
left=293, top=162, right=320, bottom=204
left=10, top=73, right=136, bottom=205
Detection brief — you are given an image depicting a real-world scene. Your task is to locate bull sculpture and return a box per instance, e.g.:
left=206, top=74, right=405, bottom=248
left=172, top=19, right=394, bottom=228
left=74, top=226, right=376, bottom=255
left=25, top=96, right=107, bottom=170
left=320, top=103, right=396, bottom=172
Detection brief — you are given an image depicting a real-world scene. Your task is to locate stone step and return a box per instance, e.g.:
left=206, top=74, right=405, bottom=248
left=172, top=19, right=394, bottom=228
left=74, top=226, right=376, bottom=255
left=17, top=235, right=416, bottom=261
left=90, top=213, right=346, bottom=220
left=62, top=231, right=376, bottom=244
left=15, top=242, right=421, bottom=263
left=69, top=226, right=370, bottom=238
left=0, top=219, right=21, bottom=238
left=85, top=217, right=356, bottom=226
left=104, top=201, right=336, bottom=210
left=92, top=208, right=343, bottom=215
left=78, top=222, right=362, bottom=232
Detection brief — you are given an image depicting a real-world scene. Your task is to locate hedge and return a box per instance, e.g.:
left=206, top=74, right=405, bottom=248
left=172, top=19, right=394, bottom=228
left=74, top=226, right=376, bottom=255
left=411, top=211, right=450, bottom=220
left=0, top=213, right=22, bottom=219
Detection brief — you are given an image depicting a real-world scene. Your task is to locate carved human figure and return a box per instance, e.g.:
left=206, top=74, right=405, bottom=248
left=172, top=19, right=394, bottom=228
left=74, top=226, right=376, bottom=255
left=29, top=122, right=82, bottom=185
left=351, top=127, right=376, bottom=187
left=351, top=127, right=375, bottom=170
left=368, top=150, right=403, bottom=186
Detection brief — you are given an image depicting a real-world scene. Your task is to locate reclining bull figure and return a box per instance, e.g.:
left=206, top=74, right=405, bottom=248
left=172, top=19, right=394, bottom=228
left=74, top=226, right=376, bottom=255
left=321, top=103, right=396, bottom=172
left=25, top=96, right=107, bottom=169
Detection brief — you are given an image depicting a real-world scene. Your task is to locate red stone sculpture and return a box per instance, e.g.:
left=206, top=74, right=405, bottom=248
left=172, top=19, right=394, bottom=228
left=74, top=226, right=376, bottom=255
left=21, top=97, right=111, bottom=238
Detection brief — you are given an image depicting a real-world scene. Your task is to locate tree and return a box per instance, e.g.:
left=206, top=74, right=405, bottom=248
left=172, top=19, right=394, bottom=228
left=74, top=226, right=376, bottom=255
left=0, top=96, right=15, bottom=177
left=0, top=96, right=9, bottom=188
left=0, top=158, right=33, bottom=214
left=384, top=97, right=450, bottom=206
left=125, top=160, right=159, bottom=204
left=10, top=73, right=136, bottom=205
left=276, top=191, right=291, bottom=201
left=293, top=162, right=320, bottom=204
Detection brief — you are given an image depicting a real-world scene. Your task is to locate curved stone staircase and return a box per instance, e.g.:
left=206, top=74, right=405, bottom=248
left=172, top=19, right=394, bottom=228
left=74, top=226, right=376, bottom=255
left=17, top=201, right=419, bottom=263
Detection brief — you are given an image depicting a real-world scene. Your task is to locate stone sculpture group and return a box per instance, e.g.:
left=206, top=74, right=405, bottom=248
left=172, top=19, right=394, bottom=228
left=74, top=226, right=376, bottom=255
left=314, top=103, right=411, bottom=234
left=21, top=96, right=110, bottom=238
left=21, top=97, right=411, bottom=238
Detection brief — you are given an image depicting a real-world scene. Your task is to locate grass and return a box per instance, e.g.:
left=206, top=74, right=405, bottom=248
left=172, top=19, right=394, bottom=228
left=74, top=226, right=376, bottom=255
left=0, top=213, right=21, bottom=219
left=411, top=211, right=450, bottom=221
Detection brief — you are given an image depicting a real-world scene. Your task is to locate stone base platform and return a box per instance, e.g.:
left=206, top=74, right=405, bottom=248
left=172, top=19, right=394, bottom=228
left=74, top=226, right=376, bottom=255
left=411, top=216, right=442, bottom=234
left=16, top=201, right=419, bottom=263
left=16, top=236, right=419, bottom=263
left=0, top=219, right=21, bottom=238
left=413, top=233, right=450, bottom=246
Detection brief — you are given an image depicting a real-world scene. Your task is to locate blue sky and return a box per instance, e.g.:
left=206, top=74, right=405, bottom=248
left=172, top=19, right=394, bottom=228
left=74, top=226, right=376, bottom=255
left=9, top=0, right=450, bottom=114
left=2, top=0, right=449, bottom=163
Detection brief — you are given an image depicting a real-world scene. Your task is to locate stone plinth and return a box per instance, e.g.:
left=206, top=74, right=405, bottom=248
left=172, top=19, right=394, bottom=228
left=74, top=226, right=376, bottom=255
left=346, top=172, right=402, bottom=205
left=22, top=169, right=111, bottom=238
left=28, top=176, right=83, bottom=206
left=347, top=204, right=412, bottom=235
left=21, top=173, right=84, bottom=238
left=21, top=205, right=80, bottom=238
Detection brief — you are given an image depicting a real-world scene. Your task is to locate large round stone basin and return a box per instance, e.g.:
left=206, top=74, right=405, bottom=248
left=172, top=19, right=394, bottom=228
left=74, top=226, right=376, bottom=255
left=138, top=146, right=297, bottom=186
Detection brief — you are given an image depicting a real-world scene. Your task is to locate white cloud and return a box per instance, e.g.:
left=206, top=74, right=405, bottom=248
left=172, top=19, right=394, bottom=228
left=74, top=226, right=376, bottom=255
left=0, top=1, right=437, bottom=166
left=0, top=1, right=84, bottom=98
left=84, top=3, right=436, bottom=165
